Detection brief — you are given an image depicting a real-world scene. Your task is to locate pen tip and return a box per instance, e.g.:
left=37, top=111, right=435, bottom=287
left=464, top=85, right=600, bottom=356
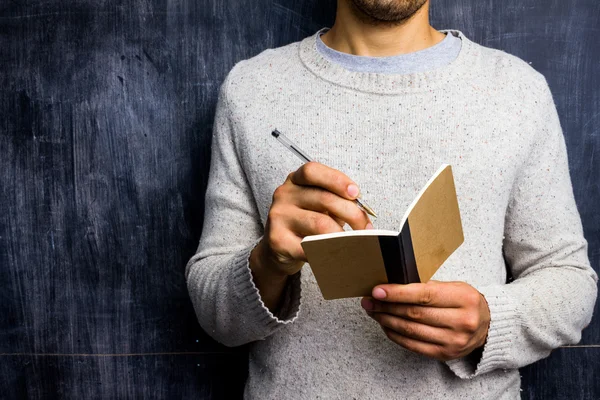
left=364, top=206, right=377, bottom=218
left=271, top=130, right=280, bottom=138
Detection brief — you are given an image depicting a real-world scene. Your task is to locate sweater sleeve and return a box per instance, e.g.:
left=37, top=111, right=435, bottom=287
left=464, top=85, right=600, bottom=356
left=447, top=80, right=598, bottom=379
left=185, top=69, right=301, bottom=347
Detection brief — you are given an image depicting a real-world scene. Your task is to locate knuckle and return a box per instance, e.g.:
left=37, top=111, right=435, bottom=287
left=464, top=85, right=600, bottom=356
left=406, top=306, right=422, bottom=320
left=272, top=185, right=287, bottom=202
left=301, top=162, right=317, bottom=179
left=312, top=214, right=332, bottom=233
left=452, top=333, right=470, bottom=350
left=465, top=290, right=481, bottom=307
left=267, top=205, right=284, bottom=221
left=461, top=314, right=480, bottom=333
left=420, top=288, right=433, bottom=305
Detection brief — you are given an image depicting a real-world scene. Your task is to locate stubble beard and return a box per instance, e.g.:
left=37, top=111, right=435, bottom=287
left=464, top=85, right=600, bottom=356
left=349, top=0, right=428, bottom=26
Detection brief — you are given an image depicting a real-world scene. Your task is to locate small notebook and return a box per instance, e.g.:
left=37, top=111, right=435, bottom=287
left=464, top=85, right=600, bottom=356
left=300, top=164, right=463, bottom=300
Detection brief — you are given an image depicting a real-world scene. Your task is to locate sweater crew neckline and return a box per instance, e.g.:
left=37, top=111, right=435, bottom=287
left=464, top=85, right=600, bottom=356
left=298, top=28, right=478, bottom=94
left=316, top=28, right=461, bottom=75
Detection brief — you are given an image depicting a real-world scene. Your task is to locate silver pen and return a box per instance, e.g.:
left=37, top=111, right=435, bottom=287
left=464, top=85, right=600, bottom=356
left=272, top=129, right=377, bottom=218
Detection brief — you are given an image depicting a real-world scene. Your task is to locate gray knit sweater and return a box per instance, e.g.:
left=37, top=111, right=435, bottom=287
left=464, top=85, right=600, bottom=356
left=186, top=30, right=598, bottom=399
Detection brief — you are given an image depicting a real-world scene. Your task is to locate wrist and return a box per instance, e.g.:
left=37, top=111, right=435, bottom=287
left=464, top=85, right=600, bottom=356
left=249, top=239, right=291, bottom=314
left=477, top=292, right=491, bottom=348
left=250, top=239, right=290, bottom=281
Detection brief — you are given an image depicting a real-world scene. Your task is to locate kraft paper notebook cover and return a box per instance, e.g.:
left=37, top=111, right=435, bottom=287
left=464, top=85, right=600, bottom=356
left=300, top=164, right=463, bottom=300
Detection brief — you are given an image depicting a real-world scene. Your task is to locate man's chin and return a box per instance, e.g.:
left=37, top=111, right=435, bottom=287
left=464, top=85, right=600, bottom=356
left=349, top=0, right=428, bottom=25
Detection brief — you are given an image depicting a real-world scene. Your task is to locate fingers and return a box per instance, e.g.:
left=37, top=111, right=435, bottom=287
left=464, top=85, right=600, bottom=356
left=278, top=163, right=371, bottom=230
left=370, top=312, right=450, bottom=346
left=368, top=308, right=474, bottom=361
left=289, top=209, right=345, bottom=237
left=362, top=281, right=492, bottom=361
left=361, top=298, right=459, bottom=329
left=323, top=211, right=346, bottom=228
left=266, top=210, right=343, bottom=264
left=292, top=186, right=371, bottom=230
left=371, top=281, right=468, bottom=308
left=289, top=162, right=361, bottom=202
left=264, top=219, right=307, bottom=261
left=262, top=161, right=370, bottom=273
left=382, top=328, right=457, bottom=361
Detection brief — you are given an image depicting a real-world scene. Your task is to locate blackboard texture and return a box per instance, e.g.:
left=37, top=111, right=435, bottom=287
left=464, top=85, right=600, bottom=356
left=0, top=0, right=598, bottom=399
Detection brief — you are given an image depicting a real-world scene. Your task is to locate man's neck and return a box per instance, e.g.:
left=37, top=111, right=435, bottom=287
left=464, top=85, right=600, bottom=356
left=320, top=0, right=444, bottom=57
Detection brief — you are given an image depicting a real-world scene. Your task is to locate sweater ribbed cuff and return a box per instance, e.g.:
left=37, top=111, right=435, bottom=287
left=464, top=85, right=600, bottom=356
left=446, top=284, right=518, bottom=379
left=230, top=241, right=302, bottom=339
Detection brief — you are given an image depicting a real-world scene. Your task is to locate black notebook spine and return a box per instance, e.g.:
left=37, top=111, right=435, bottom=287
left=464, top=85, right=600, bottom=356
left=379, top=235, right=405, bottom=284
left=399, top=221, right=420, bottom=284
left=378, top=222, right=420, bottom=284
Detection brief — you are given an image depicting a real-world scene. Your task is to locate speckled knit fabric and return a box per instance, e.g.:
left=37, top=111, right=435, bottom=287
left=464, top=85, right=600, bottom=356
left=186, top=30, right=597, bottom=399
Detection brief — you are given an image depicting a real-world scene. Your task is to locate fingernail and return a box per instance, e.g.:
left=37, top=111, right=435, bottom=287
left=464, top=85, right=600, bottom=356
left=361, top=297, right=373, bottom=310
left=347, top=184, right=359, bottom=198
left=373, top=287, right=386, bottom=299
left=365, top=223, right=374, bottom=230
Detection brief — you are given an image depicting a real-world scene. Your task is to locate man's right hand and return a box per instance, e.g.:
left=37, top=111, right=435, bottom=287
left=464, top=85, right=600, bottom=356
left=249, top=162, right=373, bottom=311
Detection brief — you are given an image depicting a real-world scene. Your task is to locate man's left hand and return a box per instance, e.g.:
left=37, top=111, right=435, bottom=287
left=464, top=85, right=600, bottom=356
left=361, top=281, right=490, bottom=361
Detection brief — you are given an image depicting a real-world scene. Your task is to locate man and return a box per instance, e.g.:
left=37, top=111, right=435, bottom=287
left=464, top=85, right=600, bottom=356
left=186, top=0, right=598, bottom=398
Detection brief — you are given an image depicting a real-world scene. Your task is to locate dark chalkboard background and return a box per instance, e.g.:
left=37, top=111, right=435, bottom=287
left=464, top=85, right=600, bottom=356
left=1, top=1, right=598, bottom=398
